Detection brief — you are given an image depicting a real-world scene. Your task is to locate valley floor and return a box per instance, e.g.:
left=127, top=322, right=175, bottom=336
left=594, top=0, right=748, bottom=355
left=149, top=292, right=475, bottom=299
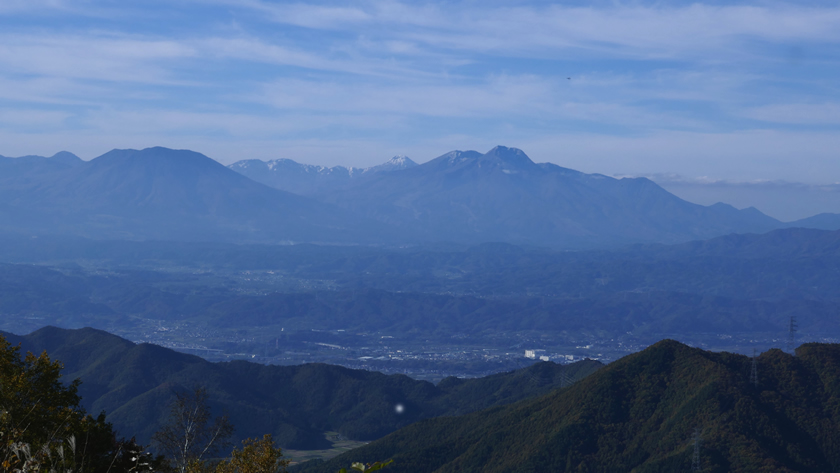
left=48, top=316, right=840, bottom=381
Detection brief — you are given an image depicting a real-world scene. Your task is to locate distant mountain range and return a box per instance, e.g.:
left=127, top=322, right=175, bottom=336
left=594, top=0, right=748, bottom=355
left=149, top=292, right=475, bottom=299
left=228, top=155, right=417, bottom=196
left=295, top=339, right=840, bottom=473
left=0, top=326, right=600, bottom=450
left=228, top=146, right=840, bottom=246
left=790, top=212, right=840, bottom=231
left=229, top=146, right=793, bottom=246
left=1, top=146, right=837, bottom=247
left=0, top=147, right=385, bottom=244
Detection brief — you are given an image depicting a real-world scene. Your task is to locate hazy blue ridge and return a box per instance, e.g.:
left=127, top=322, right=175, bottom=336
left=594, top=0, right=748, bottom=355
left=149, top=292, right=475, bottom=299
left=1, top=247, right=839, bottom=340
left=0, top=147, right=397, bottom=244
left=786, top=212, right=840, bottom=231
left=2, top=144, right=827, bottom=248
left=230, top=145, right=789, bottom=247
left=0, top=227, right=838, bottom=340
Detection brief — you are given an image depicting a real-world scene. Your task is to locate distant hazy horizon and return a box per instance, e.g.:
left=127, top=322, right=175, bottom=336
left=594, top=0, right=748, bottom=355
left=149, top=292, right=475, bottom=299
left=653, top=178, right=840, bottom=222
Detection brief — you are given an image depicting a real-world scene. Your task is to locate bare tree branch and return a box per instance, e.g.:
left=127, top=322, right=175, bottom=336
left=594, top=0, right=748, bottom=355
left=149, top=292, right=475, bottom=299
left=152, top=387, right=233, bottom=473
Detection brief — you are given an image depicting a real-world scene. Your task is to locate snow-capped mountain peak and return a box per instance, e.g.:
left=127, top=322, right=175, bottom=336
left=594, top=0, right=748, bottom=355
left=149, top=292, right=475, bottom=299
left=227, top=154, right=417, bottom=195
left=364, top=155, right=418, bottom=174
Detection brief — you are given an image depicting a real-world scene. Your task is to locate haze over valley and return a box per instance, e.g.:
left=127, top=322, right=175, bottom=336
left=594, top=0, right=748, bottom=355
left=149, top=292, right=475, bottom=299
left=1, top=145, right=838, bottom=379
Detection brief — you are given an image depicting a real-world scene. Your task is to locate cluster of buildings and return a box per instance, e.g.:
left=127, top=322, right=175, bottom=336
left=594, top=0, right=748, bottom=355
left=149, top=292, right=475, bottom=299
left=524, top=349, right=577, bottom=362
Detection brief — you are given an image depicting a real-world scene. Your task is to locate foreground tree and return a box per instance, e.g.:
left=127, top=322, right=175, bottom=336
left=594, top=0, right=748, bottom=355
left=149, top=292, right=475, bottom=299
left=0, top=335, right=156, bottom=473
left=213, top=435, right=288, bottom=473
left=152, top=387, right=233, bottom=473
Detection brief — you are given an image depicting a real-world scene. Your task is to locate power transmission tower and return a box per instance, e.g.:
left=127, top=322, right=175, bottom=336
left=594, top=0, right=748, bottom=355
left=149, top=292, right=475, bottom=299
left=691, top=427, right=702, bottom=472
left=787, top=316, right=798, bottom=355
left=749, top=348, right=758, bottom=387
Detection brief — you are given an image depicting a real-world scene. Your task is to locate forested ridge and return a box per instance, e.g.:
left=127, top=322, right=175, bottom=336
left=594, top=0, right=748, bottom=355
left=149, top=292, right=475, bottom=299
left=294, top=340, right=840, bottom=473
left=1, top=327, right=601, bottom=450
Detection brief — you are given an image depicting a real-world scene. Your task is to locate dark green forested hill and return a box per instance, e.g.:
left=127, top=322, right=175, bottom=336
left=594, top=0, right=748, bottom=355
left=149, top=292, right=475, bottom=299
left=1, top=326, right=600, bottom=450
left=294, top=340, right=840, bottom=473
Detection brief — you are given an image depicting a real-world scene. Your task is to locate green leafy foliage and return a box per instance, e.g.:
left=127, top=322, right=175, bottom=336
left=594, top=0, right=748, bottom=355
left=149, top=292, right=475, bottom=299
left=0, top=334, right=159, bottom=473
left=214, top=435, right=289, bottom=473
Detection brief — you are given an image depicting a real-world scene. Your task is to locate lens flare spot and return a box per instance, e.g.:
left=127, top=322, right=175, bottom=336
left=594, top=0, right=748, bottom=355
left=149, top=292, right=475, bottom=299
left=394, top=403, right=405, bottom=414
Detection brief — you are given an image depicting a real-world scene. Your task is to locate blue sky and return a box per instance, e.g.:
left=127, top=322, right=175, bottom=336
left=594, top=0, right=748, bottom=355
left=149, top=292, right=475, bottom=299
left=1, top=1, right=840, bottom=219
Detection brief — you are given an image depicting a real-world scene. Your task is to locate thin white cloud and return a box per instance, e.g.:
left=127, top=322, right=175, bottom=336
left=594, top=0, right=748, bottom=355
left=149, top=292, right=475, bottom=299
left=742, top=103, right=840, bottom=124
left=198, top=36, right=426, bottom=78
left=228, top=1, right=840, bottom=60
left=0, top=31, right=444, bottom=91
left=242, top=67, right=756, bottom=132
left=0, top=34, right=196, bottom=83
left=0, top=109, right=71, bottom=128
left=252, top=74, right=557, bottom=117
left=0, top=0, right=69, bottom=14
left=232, top=0, right=372, bottom=29
left=0, top=76, right=106, bottom=105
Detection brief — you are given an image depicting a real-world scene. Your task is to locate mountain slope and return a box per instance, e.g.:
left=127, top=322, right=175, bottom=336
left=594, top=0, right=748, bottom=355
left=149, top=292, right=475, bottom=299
left=632, top=227, right=840, bottom=260
left=788, top=212, right=840, bottom=231
left=228, top=158, right=360, bottom=196
left=0, top=147, right=383, bottom=243
left=1, top=145, right=819, bottom=247
left=1, top=327, right=601, bottom=450
left=0, top=151, right=83, bottom=189
left=364, top=155, right=417, bottom=175
left=296, top=340, right=840, bottom=473
left=317, top=146, right=782, bottom=247
left=227, top=155, right=417, bottom=196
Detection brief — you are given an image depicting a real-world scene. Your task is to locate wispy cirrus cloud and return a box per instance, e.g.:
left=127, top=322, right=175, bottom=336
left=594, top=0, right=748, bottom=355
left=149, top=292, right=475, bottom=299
left=225, top=1, right=374, bottom=29
left=0, top=34, right=196, bottom=83
left=0, top=0, right=70, bottom=14
left=225, top=1, right=840, bottom=60
left=0, top=109, right=72, bottom=129
left=251, top=74, right=556, bottom=117
left=742, top=103, right=840, bottom=125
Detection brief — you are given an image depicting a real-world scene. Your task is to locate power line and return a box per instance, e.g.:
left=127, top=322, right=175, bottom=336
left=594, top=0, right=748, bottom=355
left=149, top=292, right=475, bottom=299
left=560, top=365, right=573, bottom=389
